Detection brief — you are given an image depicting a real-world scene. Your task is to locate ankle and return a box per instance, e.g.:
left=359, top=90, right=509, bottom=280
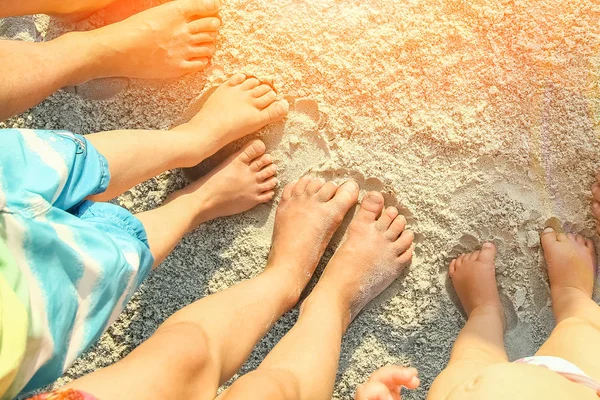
left=468, top=303, right=505, bottom=325
left=170, top=123, right=224, bottom=168
left=48, top=32, right=107, bottom=85
left=301, top=288, right=351, bottom=330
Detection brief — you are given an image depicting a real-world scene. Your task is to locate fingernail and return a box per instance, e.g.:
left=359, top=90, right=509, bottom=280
left=342, top=180, right=358, bottom=192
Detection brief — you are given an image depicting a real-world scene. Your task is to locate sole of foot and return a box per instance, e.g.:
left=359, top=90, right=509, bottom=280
left=171, top=139, right=278, bottom=226
left=77, top=0, right=222, bottom=79
left=315, top=191, right=415, bottom=323
left=540, top=228, right=596, bottom=321
left=179, top=74, right=289, bottom=153
left=449, top=243, right=505, bottom=323
left=266, top=177, right=360, bottom=299
left=591, top=173, right=600, bottom=235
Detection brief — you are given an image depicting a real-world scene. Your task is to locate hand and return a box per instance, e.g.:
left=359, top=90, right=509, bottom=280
left=355, top=366, right=420, bottom=400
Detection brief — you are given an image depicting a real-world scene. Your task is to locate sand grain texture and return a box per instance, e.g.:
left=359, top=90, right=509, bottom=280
left=2, top=0, right=600, bottom=398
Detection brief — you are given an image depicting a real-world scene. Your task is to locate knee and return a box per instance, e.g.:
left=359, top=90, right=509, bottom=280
left=555, top=315, right=600, bottom=335
left=223, top=368, right=300, bottom=400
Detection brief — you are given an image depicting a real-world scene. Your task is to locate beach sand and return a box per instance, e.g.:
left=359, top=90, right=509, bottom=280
left=2, top=0, right=600, bottom=398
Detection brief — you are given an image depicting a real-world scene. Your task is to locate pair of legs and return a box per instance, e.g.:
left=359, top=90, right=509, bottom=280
left=427, top=228, right=600, bottom=399
left=88, top=73, right=288, bottom=265
left=53, top=179, right=414, bottom=399
left=0, top=0, right=221, bottom=121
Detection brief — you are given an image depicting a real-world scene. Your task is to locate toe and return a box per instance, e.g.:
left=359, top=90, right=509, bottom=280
left=449, top=259, right=457, bottom=275
left=260, top=100, right=289, bottom=123
left=329, top=180, right=360, bottom=215
left=239, top=140, right=266, bottom=164
left=386, top=215, right=407, bottom=240
left=575, top=234, right=586, bottom=246
left=398, top=244, right=414, bottom=265
left=250, top=154, right=273, bottom=171
left=257, top=190, right=275, bottom=203
left=192, top=32, right=218, bottom=44
left=188, top=17, right=221, bottom=32
left=456, top=254, right=465, bottom=268
left=468, top=251, right=480, bottom=262
left=281, top=182, right=294, bottom=201
left=592, top=201, right=600, bottom=219
left=252, top=84, right=273, bottom=98
left=376, top=207, right=399, bottom=232
left=305, top=178, right=326, bottom=195
left=316, top=181, right=339, bottom=202
left=567, top=233, right=576, bottom=242
left=292, top=176, right=312, bottom=196
left=357, top=192, right=385, bottom=222
left=185, top=0, right=221, bottom=19
left=478, top=243, right=496, bottom=263
left=256, top=164, right=277, bottom=182
left=541, top=227, right=559, bottom=249
left=190, top=44, right=215, bottom=58
left=592, top=183, right=600, bottom=201
left=227, top=73, right=247, bottom=86
left=240, top=77, right=261, bottom=90
left=181, top=59, right=209, bottom=72
left=395, top=230, right=414, bottom=255
left=255, top=91, right=278, bottom=109
left=259, top=177, right=278, bottom=192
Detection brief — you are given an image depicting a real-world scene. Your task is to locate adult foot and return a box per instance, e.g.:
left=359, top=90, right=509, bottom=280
left=591, top=174, right=600, bottom=235
left=77, top=0, right=221, bottom=79
left=170, top=139, right=278, bottom=226
left=266, top=176, right=360, bottom=298
left=181, top=74, right=289, bottom=150
left=314, top=192, right=415, bottom=322
left=541, top=228, right=596, bottom=321
left=449, top=243, right=504, bottom=322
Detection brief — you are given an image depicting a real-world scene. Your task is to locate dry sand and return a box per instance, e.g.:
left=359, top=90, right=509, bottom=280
left=2, top=0, right=600, bottom=398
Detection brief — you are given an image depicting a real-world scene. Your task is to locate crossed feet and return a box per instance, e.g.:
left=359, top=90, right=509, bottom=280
left=38, top=0, right=223, bottom=82
left=450, top=229, right=596, bottom=335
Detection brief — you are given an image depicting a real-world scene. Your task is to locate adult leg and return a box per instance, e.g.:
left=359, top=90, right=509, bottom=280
left=0, top=0, right=222, bottom=121
left=85, top=74, right=288, bottom=201
left=62, top=178, right=360, bottom=399
left=220, top=192, right=415, bottom=400
left=427, top=243, right=509, bottom=400
left=535, top=229, right=600, bottom=380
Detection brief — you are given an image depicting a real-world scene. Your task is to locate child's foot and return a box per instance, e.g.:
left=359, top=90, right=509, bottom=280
left=78, top=0, right=221, bottom=79
left=449, top=243, right=504, bottom=322
left=266, top=177, right=360, bottom=298
left=355, top=366, right=420, bottom=400
left=171, top=139, right=278, bottom=225
left=541, top=228, right=596, bottom=321
left=184, top=74, right=289, bottom=149
left=315, top=192, right=415, bottom=322
left=591, top=173, right=600, bottom=234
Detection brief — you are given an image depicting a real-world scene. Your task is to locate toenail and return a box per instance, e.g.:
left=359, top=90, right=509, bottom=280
left=342, top=181, right=359, bottom=192
left=482, top=242, right=493, bottom=248
left=367, top=193, right=383, bottom=203
left=543, top=227, right=555, bottom=234
left=212, top=19, right=220, bottom=28
left=204, top=0, right=216, bottom=9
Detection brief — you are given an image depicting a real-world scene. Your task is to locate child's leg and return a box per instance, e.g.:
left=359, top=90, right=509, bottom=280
left=535, top=229, right=600, bottom=380
left=427, top=243, right=508, bottom=400
left=87, top=74, right=288, bottom=201
left=0, top=0, right=118, bottom=17
left=219, top=192, right=415, bottom=400
left=61, top=178, right=360, bottom=400
left=0, top=0, right=222, bottom=121
left=135, top=140, right=279, bottom=266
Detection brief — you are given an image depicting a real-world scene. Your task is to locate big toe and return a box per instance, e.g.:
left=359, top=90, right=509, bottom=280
left=329, top=181, right=359, bottom=215
left=541, top=227, right=560, bottom=250
left=357, top=191, right=385, bottom=222
left=184, top=0, right=221, bottom=17
left=260, top=100, right=289, bottom=124
left=239, top=140, right=266, bottom=164
left=477, top=242, right=497, bottom=263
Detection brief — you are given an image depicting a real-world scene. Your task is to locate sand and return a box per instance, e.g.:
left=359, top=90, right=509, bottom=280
left=2, top=0, right=600, bottom=398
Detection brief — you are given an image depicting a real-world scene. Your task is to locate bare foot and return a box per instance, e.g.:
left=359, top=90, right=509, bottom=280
left=591, top=174, right=600, bottom=235
left=170, top=139, right=278, bottom=226
left=181, top=74, right=289, bottom=150
left=81, top=0, right=221, bottom=79
left=541, top=228, right=596, bottom=320
left=449, top=243, right=504, bottom=321
left=266, top=177, right=360, bottom=297
left=315, top=192, right=414, bottom=322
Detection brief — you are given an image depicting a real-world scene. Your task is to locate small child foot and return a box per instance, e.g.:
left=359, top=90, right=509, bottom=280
left=185, top=74, right=289, bottom=149
left=591, top=174, right=600, bottom=235
left=316, top=192, right=415, bottom=322
left=449, top=243, right=503, bottom=321
left=266, top=177, right=360, bottom=297
left=540, top=228, right=596, bottom=321
left=355, top=366, right=420, bottom=400
left=172, top=139, right=278, bottom=226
